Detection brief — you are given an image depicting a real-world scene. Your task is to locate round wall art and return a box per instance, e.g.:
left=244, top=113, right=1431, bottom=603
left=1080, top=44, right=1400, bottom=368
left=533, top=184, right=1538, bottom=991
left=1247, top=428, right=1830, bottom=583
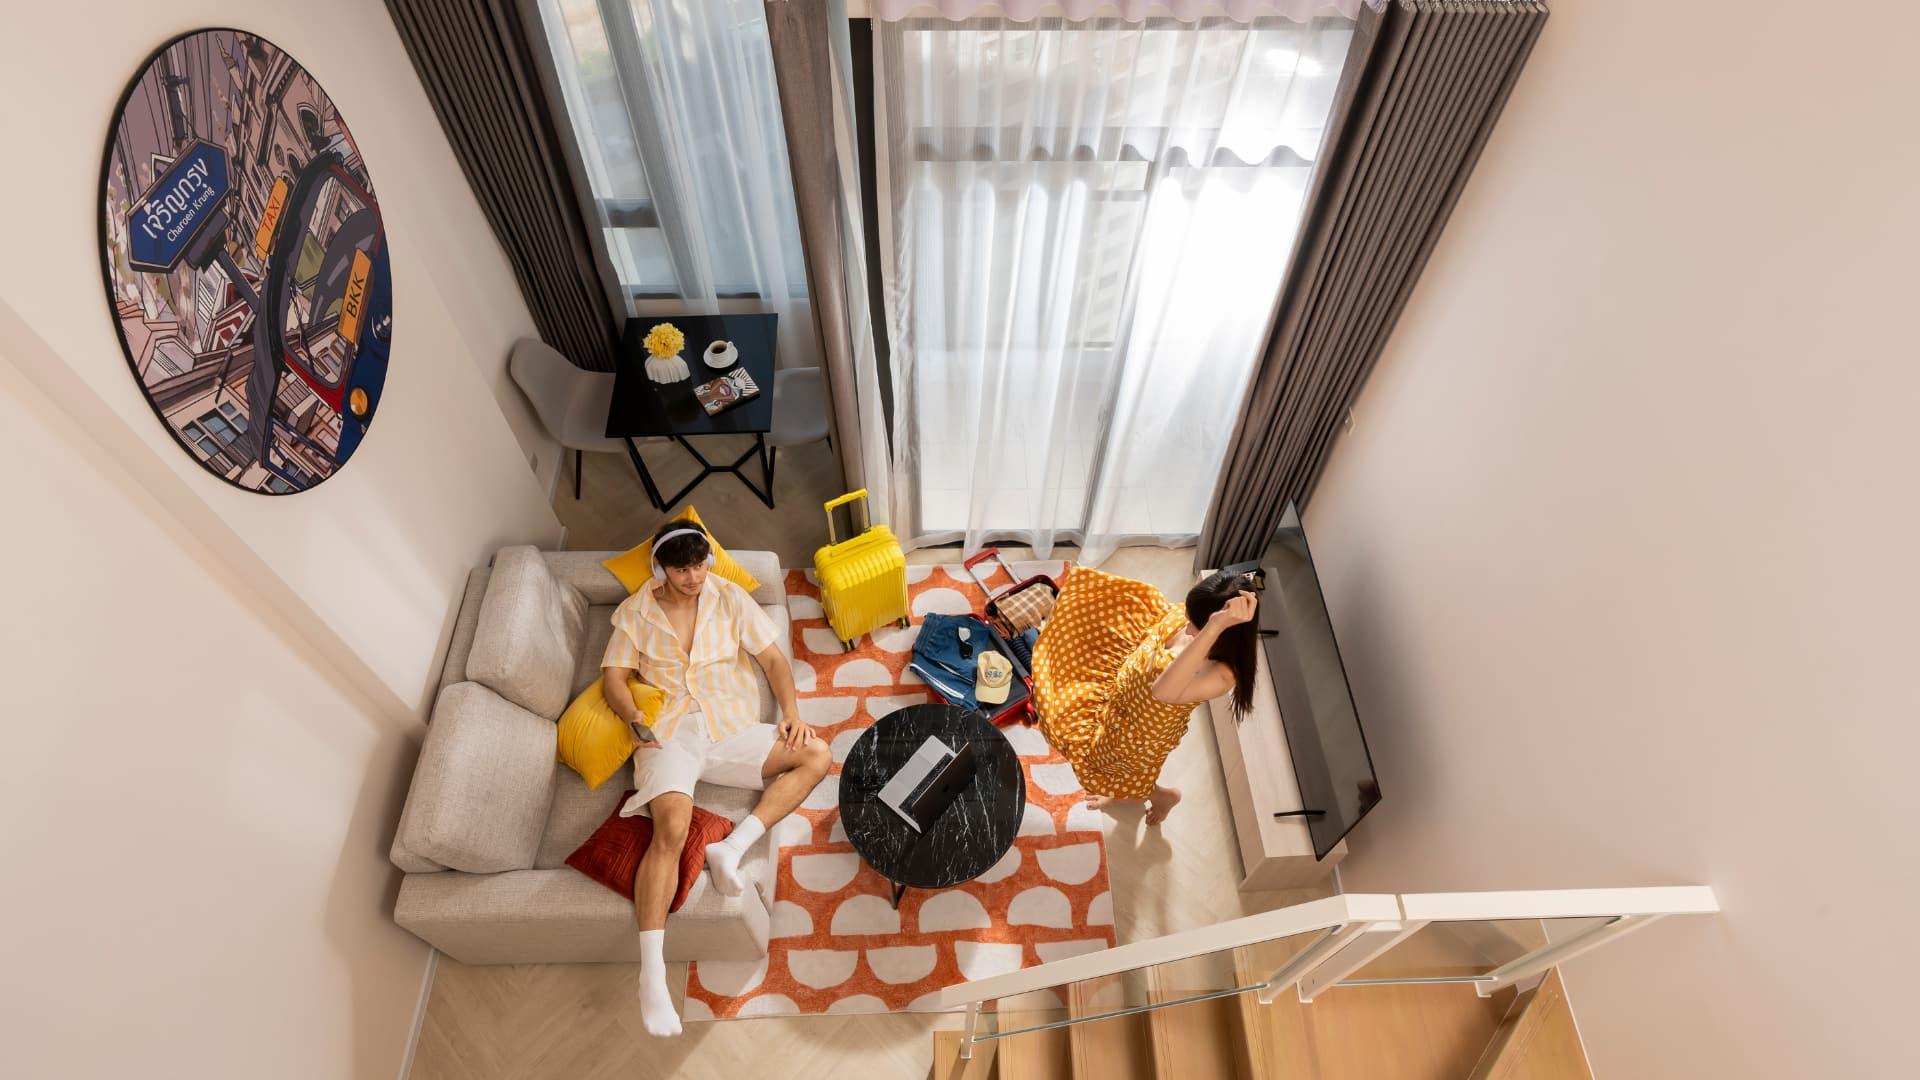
left=99, top=29, right=392, bottom=494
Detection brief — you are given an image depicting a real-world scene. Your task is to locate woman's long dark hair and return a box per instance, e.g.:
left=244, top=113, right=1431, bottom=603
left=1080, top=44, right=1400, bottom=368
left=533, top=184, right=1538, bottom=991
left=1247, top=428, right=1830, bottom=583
left=1185, top=570, right=1259, bottom=719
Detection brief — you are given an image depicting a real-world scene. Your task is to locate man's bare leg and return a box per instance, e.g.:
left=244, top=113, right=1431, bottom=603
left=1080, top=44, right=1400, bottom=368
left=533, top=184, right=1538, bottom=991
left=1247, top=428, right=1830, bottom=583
left=632, top=791, right=692, bottom=1037
left=704, top=735, right=831, bottom=897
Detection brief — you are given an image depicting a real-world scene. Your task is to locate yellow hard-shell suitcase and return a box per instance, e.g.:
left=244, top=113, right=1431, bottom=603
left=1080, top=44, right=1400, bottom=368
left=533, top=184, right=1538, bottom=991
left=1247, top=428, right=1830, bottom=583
left=813, top=490, right=910, bottom=651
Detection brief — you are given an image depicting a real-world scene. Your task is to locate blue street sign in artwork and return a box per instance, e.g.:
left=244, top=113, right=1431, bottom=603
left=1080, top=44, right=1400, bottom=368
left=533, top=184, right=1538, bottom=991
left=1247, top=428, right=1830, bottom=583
left=126, top=140, right=231, bottom=273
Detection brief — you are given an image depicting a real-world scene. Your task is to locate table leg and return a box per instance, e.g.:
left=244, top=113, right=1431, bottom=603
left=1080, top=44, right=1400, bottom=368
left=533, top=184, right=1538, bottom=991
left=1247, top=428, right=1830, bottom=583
left=623, top=438, right=665, bottom=510
left=663, top=434, right=775, bottom=510
left=756, top=434, right=775, bottom=508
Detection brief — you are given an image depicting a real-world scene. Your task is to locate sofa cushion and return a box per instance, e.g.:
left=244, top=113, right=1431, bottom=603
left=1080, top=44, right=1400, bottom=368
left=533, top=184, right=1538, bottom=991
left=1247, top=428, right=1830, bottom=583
left=468, top=546, right=588, bottom=719
left=393, top=862, right=770, bottom=965
left=601, top=507, right=761, bottom=596
left=556, top=674, right=663, bottom=788
left=435, top=567, right=492, bottom=707
left=565, top=793, right=732, bottom=912
left=538, top=771, right=761, bottom=869
left=575, top=604, right=619, bottom=698
left=731, top=549, right=785, bottom=608
left=397, top=683, right=559, bottom=873
left=749, top=604, right=791, bottom=725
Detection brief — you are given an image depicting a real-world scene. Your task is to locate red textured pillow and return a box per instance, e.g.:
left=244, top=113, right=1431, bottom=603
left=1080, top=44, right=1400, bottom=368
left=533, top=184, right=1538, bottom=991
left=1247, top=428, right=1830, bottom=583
left=565, top=793, right=733, bottom=913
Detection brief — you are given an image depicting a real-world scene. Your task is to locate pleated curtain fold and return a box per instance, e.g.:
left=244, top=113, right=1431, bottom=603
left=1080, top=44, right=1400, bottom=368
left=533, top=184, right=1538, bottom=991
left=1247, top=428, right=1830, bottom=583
left=764, top=0, right=878, bottom=497
left=1197, top=0, right=1548, bottom=567
left=384, top=0, right=621, bottom=371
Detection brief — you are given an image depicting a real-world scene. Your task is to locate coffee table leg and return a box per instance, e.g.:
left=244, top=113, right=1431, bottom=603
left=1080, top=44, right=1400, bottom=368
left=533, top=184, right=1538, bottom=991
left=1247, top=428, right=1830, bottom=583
left=891, top=881, right=907, bottom=909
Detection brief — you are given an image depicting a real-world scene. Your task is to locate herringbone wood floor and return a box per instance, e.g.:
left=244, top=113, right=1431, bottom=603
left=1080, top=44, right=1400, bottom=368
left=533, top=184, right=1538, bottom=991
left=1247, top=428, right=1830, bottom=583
left=408, top=469, right=1331, bottom=1079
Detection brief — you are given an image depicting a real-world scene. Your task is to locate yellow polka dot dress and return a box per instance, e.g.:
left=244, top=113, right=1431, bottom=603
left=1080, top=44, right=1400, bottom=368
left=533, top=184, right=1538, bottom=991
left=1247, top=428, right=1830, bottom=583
left=1032, top=567, right=1201, bottom=800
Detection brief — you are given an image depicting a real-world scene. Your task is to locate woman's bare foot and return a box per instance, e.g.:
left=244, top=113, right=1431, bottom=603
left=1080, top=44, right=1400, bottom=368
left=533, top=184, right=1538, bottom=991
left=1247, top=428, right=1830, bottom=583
left=1085, top=794, right=1116, bottom=811
left=1145, top=787, right=1182, bottom=826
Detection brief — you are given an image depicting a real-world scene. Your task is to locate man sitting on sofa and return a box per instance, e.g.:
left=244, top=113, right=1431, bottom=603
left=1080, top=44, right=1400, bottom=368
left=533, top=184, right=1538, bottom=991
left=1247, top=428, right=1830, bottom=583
left=602, top=521, right=830, bottom=1037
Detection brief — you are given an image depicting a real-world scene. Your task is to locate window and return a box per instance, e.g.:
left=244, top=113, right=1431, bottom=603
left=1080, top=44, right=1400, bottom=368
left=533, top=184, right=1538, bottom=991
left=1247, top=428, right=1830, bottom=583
left=877, top=17, right=1354, bottom=555
left=537, top=0, right=809, bottom=305
left=183, top=402, right=247, bottom=459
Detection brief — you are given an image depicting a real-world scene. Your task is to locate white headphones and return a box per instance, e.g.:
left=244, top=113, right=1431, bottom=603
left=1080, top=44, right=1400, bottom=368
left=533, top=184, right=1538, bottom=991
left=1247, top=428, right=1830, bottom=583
left=650, top=525, right=717, bottom=581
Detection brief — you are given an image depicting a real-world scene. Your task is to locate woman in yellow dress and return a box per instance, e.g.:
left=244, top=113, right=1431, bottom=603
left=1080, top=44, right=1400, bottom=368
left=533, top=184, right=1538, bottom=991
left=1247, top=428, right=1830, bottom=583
left=1031, top=567, right=1259, bottom=825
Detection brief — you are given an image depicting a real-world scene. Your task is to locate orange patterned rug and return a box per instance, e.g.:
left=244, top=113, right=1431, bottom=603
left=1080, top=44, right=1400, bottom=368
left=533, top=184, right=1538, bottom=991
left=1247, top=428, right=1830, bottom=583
left=684, top=562, right=1116, bottom=1020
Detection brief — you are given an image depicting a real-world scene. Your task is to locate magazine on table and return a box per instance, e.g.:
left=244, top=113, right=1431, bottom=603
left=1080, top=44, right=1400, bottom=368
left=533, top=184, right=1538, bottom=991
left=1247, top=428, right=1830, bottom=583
left=692, top=368, right=761, bottom=416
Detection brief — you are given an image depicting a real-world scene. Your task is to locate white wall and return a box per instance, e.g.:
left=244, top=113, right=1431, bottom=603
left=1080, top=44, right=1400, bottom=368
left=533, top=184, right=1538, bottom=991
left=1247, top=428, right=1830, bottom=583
left=1305, top=1, right=1920, bottom=1076
left=0, top=4, right=569, bottom=1077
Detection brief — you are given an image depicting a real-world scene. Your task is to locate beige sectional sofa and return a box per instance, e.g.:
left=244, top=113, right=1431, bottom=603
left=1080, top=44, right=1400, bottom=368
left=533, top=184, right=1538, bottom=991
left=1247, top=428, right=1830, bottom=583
left=388, top=545, right=789, bottom=966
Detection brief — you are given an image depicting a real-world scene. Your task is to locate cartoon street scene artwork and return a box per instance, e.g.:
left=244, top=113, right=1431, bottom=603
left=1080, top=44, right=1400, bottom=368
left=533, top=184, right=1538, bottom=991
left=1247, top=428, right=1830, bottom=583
left=101, top=29, right=392, bottom=494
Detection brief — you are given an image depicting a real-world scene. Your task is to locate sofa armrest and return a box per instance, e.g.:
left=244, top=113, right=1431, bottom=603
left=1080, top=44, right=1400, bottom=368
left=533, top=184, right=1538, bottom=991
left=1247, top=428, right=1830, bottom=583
left=391, top=683, right=558, bottom=874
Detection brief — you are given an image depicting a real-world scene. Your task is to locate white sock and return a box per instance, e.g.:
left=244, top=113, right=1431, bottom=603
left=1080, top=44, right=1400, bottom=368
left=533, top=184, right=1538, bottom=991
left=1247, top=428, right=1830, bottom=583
left=635, top=929, right=681, bottom=1037
left=703, top=815, right=766, bottom=899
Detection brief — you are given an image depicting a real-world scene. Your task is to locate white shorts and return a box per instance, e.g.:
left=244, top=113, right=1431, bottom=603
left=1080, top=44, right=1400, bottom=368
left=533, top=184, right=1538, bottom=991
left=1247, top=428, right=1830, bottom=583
left=619, top=711, right=777, bottom=818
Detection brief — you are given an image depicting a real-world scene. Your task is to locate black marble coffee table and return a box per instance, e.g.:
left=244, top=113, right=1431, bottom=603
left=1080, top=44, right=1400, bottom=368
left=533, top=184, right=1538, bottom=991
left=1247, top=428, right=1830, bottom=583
left=838, top=703, right=1025, bottom=908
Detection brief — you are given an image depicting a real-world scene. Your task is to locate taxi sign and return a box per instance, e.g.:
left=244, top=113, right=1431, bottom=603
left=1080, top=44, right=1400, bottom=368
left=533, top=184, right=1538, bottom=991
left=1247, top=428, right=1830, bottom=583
left=252, top=176, right=290, bottom=262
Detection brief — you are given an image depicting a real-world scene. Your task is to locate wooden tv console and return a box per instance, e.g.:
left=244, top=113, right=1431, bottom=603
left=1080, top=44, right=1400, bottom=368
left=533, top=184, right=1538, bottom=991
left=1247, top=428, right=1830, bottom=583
left=1208, top=641, right=1346, bottom=891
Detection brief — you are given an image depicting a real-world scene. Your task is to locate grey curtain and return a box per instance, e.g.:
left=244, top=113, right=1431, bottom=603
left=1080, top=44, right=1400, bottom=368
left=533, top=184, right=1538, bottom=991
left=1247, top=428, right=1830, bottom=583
left=385, top=0, right=621, bottom=371
left=764, top=0, right=869, bottom=493
left=1197, top=0, right=1548, bottom=567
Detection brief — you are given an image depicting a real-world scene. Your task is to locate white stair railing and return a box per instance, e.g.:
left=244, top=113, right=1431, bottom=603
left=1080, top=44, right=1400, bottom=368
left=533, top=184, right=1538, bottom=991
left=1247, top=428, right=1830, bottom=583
left=941, top=885, right=1719, bottom=1060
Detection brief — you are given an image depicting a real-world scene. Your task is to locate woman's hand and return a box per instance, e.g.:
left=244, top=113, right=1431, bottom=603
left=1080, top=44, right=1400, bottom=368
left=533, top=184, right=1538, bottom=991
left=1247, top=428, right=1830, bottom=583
left=1205, top=591, right=1259, bottom=633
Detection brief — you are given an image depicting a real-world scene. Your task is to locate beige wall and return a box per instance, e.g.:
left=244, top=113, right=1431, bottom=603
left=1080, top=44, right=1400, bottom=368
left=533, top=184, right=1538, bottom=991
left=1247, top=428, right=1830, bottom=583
left=0, top=362, right=429, bottom=1079
left=1305, top=1, right=1919, bottom=1076
left=0, top=2, right=563, bottom=712
left=0, top=4, right=569, bottom=1077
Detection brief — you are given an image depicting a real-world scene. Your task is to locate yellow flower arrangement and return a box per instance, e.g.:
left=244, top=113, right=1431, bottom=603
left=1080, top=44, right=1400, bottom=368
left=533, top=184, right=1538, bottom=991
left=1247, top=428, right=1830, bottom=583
left=643, top=322, right=685, bottom=360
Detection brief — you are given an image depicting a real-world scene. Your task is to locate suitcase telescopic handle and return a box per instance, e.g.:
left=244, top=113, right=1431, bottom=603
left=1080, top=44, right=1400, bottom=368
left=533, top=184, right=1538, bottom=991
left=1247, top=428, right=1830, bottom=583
left=823, top=489, right=870, bottom=546
left=963, top=546, right=1016, bottom=594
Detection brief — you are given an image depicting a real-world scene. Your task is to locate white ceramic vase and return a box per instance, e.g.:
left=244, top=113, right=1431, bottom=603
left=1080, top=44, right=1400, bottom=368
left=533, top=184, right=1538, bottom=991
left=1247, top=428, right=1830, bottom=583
left=704, top=339, right=738, bottom=369
left=644, top=353, right=690, bottom=383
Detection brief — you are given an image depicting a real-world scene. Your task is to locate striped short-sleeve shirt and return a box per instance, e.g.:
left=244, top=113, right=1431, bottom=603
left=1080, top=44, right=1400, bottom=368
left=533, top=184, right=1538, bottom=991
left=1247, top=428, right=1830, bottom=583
left=602, top=575, right=779, bottom=741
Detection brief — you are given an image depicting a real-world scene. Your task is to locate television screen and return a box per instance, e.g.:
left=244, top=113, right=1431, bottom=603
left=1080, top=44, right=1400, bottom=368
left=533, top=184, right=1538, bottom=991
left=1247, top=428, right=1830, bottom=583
left=1250, top=502, right=1379, bottom=859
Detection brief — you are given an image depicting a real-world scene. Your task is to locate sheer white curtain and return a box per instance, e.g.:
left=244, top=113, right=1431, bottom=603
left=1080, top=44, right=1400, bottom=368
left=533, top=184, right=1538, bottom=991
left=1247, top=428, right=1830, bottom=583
left=540, top=0, right=816, bottom=367
left=876, top=16, right=1352, bottom=562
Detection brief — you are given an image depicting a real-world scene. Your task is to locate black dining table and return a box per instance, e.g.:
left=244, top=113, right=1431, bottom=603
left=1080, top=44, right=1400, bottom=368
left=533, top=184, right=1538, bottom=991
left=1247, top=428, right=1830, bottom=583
left=606, top=312, right=778, bottom=510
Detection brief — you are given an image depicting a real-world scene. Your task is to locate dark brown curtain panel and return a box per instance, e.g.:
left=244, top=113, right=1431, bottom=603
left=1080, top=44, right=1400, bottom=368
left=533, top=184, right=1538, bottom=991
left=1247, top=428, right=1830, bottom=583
left=1197, top=0, right=1548, bottom=567
left=765, top=0, right=868, bottom=493
left=385, top=0, right=621, bottom=371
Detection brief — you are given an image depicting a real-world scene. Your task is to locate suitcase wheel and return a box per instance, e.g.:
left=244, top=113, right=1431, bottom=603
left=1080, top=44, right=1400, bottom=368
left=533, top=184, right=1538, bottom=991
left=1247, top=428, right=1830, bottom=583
left=842, top=638, right=856, bottom=653
left=896, top=617, right=912, bottom=628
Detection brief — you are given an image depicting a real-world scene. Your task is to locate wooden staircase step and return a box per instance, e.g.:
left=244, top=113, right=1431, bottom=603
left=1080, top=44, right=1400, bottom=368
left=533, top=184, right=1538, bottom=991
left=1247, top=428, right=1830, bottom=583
left=996, top=1023, right=1073, bottom=1080
left=931, top=1030, right=997, bottom=1080
left=1467, top=969, right=1593, bottom=1080
left=1147, top=992, right=1253, bottom=1080
left=1237, top=972, right=1513, bottom=1079
left=1066, top=976, right=1153, bottom=1080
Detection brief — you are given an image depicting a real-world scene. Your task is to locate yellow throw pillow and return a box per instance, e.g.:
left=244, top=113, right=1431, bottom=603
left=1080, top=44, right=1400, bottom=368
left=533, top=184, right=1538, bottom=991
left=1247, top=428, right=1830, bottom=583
left=557, top=675, right=665, bottom=789
left=601, top=505, right=761, bottom=596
